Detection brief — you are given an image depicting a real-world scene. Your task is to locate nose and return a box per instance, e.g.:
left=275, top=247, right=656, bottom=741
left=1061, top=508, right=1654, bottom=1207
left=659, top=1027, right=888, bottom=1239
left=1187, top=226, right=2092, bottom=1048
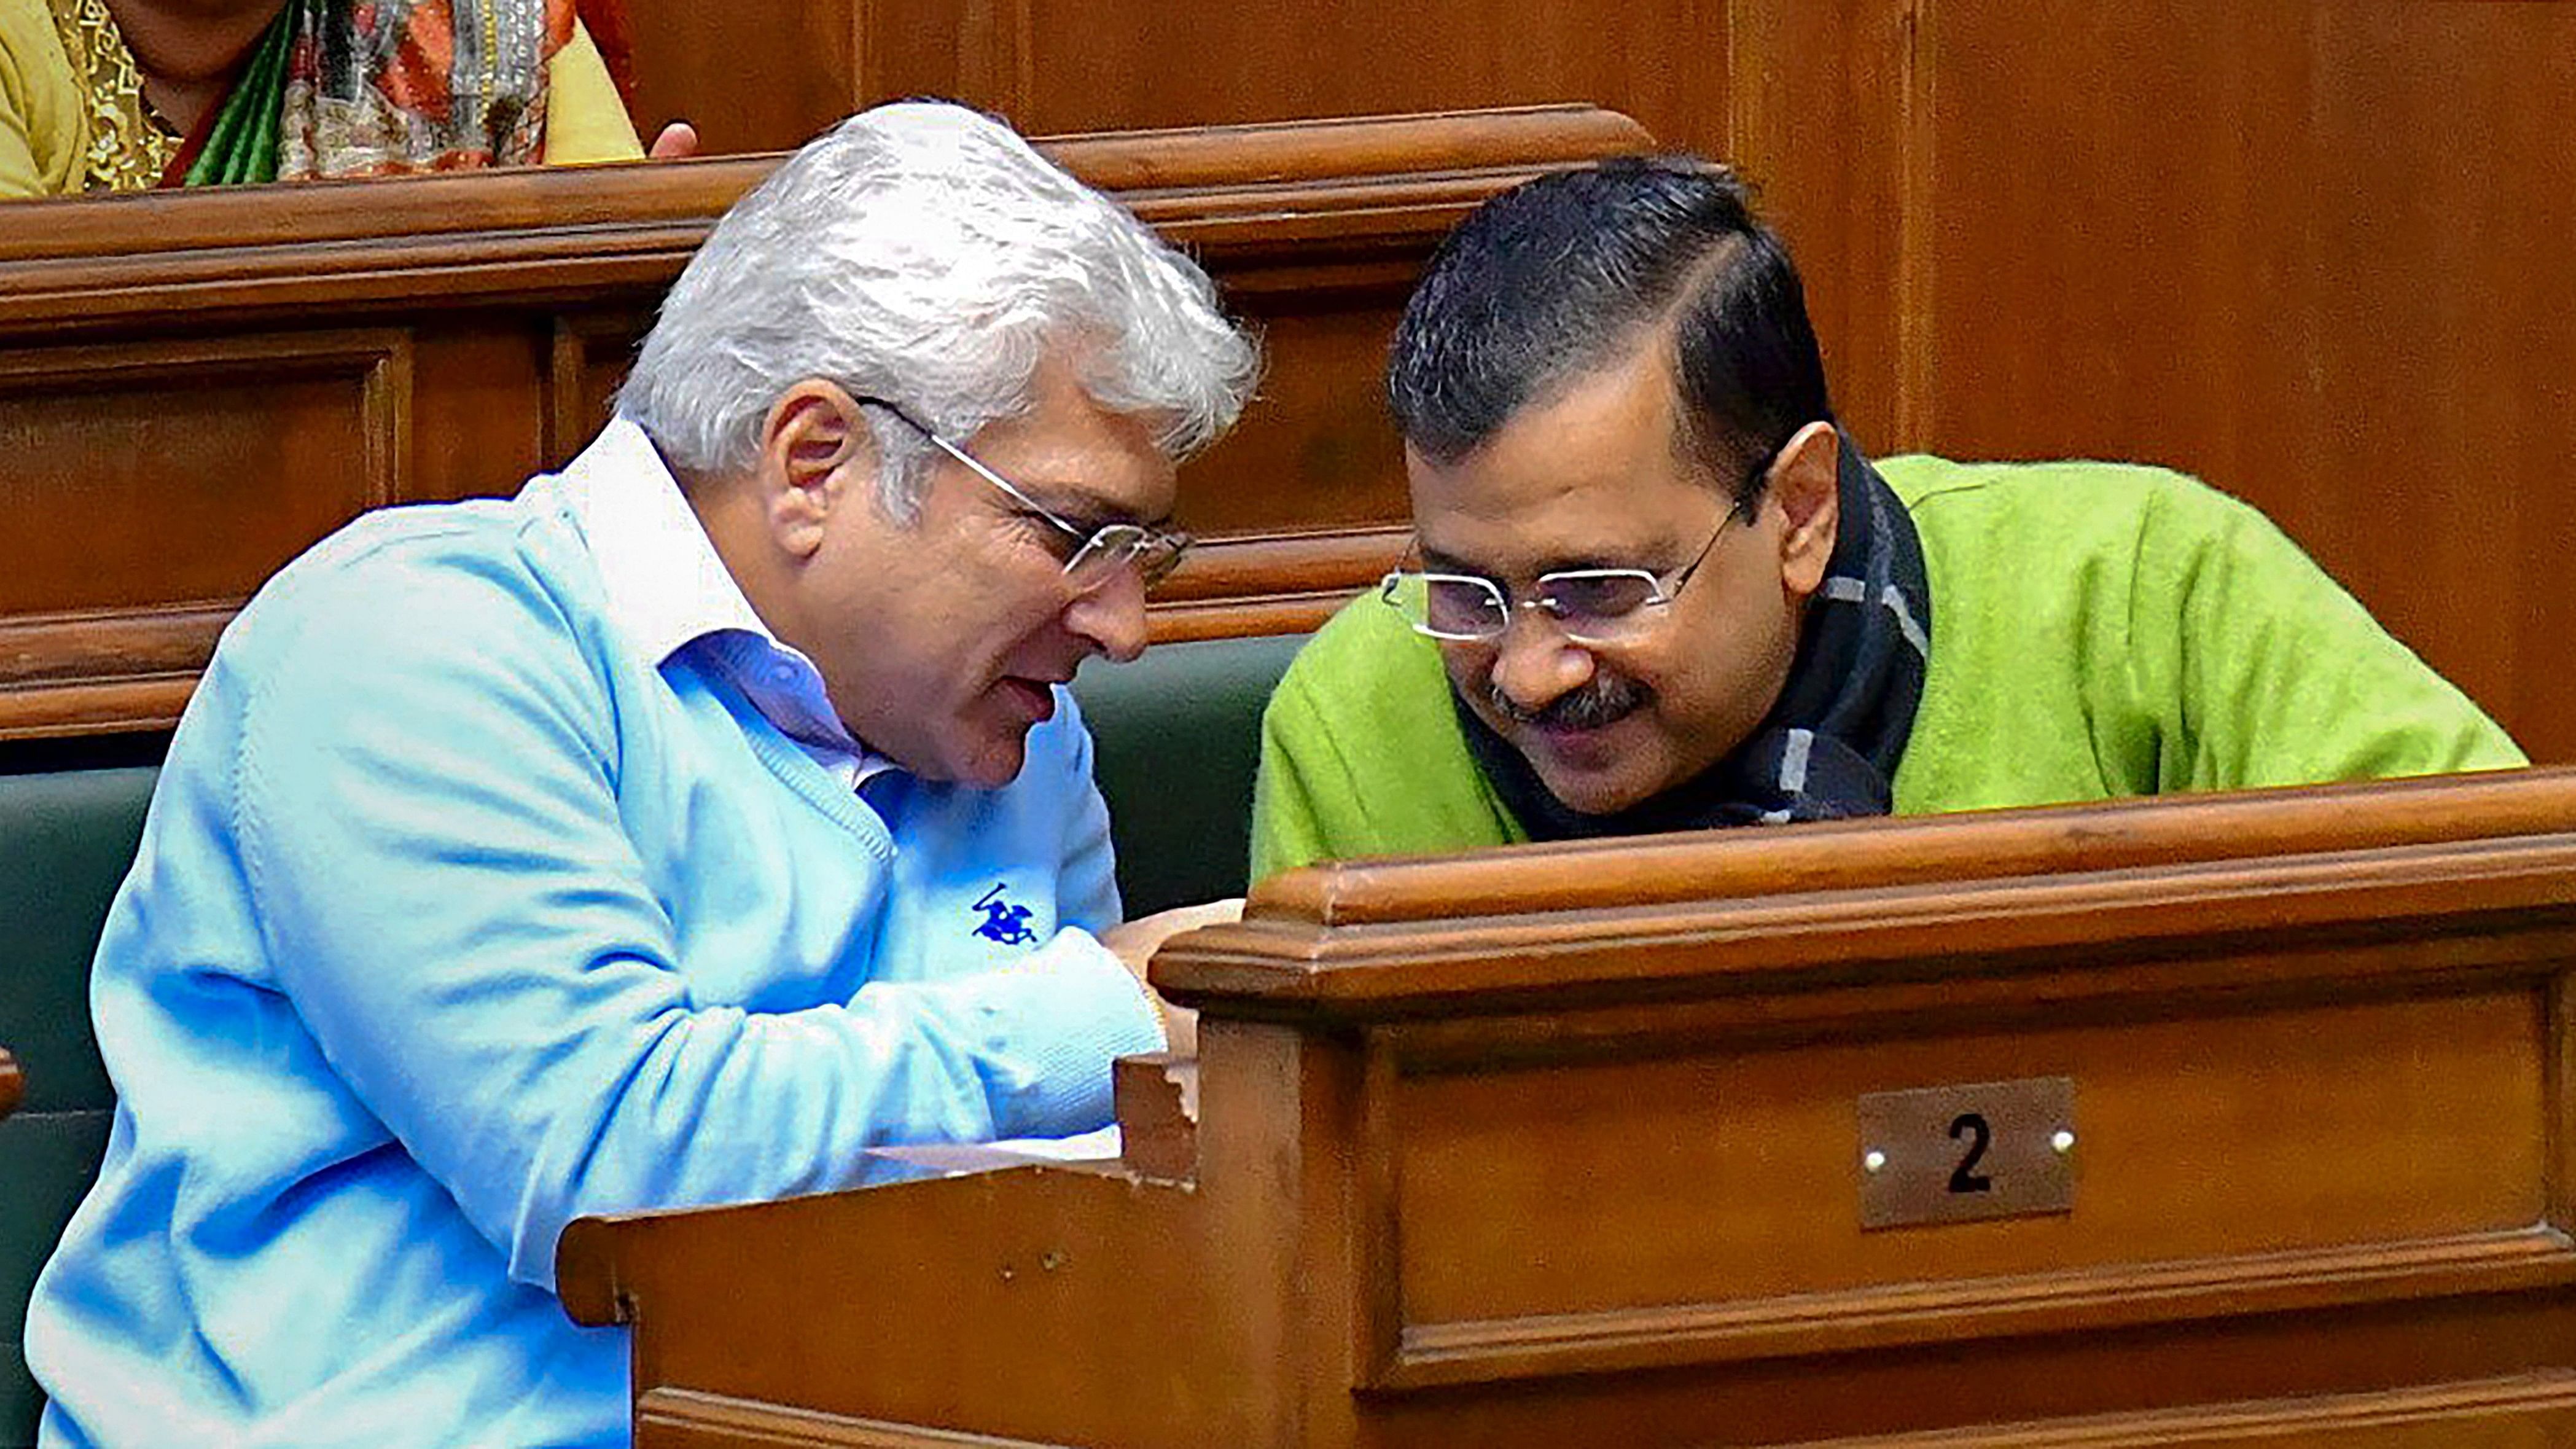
left=1063, top=566, right=1150, bottom=663
left=1485, top=609, right=1595, bottom=714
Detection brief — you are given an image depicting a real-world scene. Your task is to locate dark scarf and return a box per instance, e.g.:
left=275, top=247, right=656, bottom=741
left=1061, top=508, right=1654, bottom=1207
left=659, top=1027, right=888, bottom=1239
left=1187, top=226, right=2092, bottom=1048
left=1458, top=436, right=1932, bottom=839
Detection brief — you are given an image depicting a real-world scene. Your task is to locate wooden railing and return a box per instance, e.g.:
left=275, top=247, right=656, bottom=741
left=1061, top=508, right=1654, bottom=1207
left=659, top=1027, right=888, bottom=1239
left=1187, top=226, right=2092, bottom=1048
left=561, top=765, right=2576, bottom=1447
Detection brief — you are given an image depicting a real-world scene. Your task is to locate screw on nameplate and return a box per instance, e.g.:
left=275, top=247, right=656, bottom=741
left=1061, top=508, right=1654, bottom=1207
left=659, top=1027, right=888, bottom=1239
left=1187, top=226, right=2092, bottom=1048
left=1856, top=1076, right=2077, bottom=1230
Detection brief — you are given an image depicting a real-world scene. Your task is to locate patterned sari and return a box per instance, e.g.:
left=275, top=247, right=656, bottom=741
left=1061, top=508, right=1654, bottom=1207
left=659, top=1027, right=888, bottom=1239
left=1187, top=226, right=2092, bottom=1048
left=46, top=0, right=597, bottom=192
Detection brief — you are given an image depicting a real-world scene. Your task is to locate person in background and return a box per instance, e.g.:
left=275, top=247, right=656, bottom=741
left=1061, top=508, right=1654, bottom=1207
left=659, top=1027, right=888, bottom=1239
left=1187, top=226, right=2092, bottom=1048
left=26, top=100, right=1255, bottom=1447
left=0, top=0, right=695, bottom=198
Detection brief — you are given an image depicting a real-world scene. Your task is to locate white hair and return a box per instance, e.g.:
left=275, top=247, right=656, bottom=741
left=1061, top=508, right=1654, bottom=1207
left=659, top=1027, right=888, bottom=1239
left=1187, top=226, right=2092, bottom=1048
left=617, top=101, right=1259, bottom=515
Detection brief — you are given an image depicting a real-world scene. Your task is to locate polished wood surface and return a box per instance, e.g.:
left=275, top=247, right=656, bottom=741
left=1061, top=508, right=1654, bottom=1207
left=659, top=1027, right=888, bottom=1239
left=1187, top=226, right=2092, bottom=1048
left=560, top=767, right=2576, bottom=1447
left=617, top=0, right=2574, bottom=765
left=0, top=107, right=1650, bottom=741
left=618, top=0, right=1724, bottom=161
left=1808, top=0, right=2576, bottom=771
left=0, top=1051, right=18, bottom=1122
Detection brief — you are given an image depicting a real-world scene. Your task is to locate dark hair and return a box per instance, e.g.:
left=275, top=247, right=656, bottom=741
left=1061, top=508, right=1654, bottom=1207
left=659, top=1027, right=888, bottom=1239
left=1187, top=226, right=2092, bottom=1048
left=1386, top=157, right=1835, bottom=502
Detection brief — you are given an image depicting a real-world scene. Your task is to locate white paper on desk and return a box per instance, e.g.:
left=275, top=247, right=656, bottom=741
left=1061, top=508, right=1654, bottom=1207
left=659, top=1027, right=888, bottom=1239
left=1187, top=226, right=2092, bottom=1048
left=984, top=1124, right=1122, bottom=1161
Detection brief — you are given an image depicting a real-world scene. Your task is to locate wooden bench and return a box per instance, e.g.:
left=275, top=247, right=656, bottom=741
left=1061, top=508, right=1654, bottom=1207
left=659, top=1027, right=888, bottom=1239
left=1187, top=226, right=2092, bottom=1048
left=561, top=765, right=2576, bottom=1447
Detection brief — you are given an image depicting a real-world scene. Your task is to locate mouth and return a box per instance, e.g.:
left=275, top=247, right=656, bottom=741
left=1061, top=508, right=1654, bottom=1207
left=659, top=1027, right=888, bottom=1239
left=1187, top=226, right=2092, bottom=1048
left=1486, top=678, right=1649, bottom=766
left=997, top=676, right=1061, bottom=725
left=1512, top=709, right=1637, bottom=768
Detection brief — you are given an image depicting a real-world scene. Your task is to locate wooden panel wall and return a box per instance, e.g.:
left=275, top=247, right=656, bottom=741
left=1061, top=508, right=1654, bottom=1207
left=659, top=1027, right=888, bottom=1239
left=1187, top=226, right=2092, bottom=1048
left=1739, top=0, right=2576, bottom=764
left=621, top=0, right=1726, bottom=160
left=1887, top=1, right=2576, bottom=762
left=622, top=0, right=2576, bottom=761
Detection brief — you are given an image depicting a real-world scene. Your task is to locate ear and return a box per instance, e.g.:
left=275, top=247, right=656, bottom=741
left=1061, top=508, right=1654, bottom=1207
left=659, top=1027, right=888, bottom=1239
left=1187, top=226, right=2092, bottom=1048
left=1768, top=420, right=1842, bottom=599
left=754, top=380, right=878, bottom=560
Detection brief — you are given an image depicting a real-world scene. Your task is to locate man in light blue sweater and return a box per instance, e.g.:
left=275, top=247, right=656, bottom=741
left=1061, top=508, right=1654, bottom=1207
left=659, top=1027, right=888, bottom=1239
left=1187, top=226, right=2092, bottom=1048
left=26, top=102, right=1258, bottom=1447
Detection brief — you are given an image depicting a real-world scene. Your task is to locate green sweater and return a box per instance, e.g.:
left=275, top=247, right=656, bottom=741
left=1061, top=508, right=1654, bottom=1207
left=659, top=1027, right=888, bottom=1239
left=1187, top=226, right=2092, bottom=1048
left=1251, top=457, right=2525, bottom=879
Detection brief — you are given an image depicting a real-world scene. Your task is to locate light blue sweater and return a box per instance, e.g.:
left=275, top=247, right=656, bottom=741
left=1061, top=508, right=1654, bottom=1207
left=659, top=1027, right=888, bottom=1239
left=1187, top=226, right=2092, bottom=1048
left=28, top=453, right=1163, bottom=1446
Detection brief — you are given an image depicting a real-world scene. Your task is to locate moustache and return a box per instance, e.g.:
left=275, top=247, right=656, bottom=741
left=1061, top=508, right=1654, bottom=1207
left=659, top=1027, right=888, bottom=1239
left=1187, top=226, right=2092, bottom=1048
left=1486, top=674, right=1649, bottom=732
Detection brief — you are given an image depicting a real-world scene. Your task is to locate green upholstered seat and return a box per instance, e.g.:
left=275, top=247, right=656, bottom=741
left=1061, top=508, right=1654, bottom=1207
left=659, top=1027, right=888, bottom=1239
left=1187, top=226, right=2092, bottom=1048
left=0, top=767, right=154, bottom=1448
left=0, top=630, right=1305, bottom=1443
left=1071, top=631, right=1305, bottom=916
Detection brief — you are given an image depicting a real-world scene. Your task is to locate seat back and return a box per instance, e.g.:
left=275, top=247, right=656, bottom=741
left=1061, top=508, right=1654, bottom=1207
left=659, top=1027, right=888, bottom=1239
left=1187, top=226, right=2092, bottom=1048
left=0, top=767, right=154, bottom=1448
left=1072, top=631, right=1306, bottom=915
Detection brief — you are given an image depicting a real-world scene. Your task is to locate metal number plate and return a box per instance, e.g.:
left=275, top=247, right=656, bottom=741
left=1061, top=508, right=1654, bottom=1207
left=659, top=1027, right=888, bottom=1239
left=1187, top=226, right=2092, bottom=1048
left=1856, top=1076, right=2076, bottom=1230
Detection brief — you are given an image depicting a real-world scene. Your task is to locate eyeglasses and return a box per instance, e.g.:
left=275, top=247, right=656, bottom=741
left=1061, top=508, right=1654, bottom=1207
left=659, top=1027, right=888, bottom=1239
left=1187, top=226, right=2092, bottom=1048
left=855, top=396, right=1192, bottom=592
left=1381, top=497, right=1751, bottom=645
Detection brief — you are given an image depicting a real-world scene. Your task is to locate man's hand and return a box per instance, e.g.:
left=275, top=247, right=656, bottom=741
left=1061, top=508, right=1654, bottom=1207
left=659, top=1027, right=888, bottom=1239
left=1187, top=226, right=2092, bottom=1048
left=1099, top=899, right=1243, bottom=1058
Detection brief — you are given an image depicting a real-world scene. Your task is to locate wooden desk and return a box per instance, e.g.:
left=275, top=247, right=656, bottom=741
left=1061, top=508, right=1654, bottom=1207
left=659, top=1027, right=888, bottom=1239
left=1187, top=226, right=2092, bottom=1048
left=560, top=767, right=2576, bottom=1447
left=0, top=105, right=1654, bottom=741
left=0, top=1050, right=18, bottom=1122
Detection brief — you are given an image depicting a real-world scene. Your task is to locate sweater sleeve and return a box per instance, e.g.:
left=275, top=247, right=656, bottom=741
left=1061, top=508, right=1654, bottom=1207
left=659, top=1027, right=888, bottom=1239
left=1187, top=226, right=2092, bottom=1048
left=2129, top=476, right=2526, bottom=789
left=1047, top=691, right=1125, bottom=932
left=1039, top=690, right=1165, bottom=1047
left=1249, top=598, right=1526, bottom=881
left=228, top=549, right=1155, bottom=1290
left=1249, top=668, right=1346, bottom=881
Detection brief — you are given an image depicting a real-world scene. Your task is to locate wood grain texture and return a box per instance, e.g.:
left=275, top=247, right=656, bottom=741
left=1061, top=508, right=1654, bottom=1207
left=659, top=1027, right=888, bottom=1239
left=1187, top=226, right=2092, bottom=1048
left=0, top=606, right=232, bottom=741
left=0, top=107, right=1650, bottom=330
left=1384, top=991, right=2555, bottom=1385
left=1793, top=1370, right=2576, bottom=1448
left=1107, top=1054, right=1196, bottom=1182
left=618, top=0, right=1730, bottom=160
left=564, top=768, right=2576, bottom=1447
left=0, top=331, right=411, bottom=738
left=0, top=332, right=408, bottom=606
left=1238, top=765, right=2576, bottom=934
left=0, top=109, right=1651, bottom=739
left=1701, top=0, right=2576, bottom=767
left=618, top=0, right=856, bottom=156
left=1141, top=525, right=1405, bottom=643
left=1869, top=0, right=2576, bottom=765
left=636, top=1389, right=1079, bottom=1449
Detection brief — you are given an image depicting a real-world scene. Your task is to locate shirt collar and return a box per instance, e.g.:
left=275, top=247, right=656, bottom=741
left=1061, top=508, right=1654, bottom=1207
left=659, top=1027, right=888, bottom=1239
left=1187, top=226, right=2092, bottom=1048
left=555, top=418, right=883, bottom=784
left=556, top=415, right=775, bottom=670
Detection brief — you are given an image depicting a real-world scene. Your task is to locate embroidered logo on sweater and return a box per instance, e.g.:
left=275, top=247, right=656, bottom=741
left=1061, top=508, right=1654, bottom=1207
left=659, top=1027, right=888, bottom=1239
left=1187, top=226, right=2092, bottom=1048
left=972, top=884, right=1038, bottom=946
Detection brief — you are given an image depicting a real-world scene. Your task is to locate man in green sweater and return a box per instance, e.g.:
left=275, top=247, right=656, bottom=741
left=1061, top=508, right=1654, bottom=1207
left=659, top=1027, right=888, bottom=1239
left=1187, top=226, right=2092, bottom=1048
left=1249, top=158, right=2522, bottom=880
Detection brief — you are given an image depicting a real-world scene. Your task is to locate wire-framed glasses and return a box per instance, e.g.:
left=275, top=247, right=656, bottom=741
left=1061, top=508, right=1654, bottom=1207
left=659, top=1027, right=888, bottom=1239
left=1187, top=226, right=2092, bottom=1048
left=1380, top=498, right=1751, bottom=645
left=856, top=396, right=1192, bottom=592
